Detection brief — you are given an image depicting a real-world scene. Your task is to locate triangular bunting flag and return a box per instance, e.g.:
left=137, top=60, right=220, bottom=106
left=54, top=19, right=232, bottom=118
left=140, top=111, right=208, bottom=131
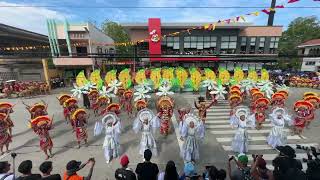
left=225, top=19, right=231, bottom=24
left=288, top=0, right=300, bottom=3
left=240, top=15, right=246, bottom=22
left=251, top=11, right=260, bottom=16
left=275, top=5, right=285, bottom=8
left=236, top=16, right=240, bottom=21
left=261, top=9, right=270, bottom=15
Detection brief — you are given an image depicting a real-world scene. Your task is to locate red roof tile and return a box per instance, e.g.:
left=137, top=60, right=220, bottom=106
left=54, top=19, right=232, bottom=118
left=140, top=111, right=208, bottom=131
left=298, top=39, right=320, bottom=47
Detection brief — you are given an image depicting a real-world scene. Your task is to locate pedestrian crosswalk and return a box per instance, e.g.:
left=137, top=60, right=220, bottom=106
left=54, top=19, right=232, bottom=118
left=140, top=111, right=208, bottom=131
left=184, top=95, right=317, bottom=171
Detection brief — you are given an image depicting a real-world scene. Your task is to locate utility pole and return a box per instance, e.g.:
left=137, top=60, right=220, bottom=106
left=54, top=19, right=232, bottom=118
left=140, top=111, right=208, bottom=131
left=268, top=0, right=276, bottom=26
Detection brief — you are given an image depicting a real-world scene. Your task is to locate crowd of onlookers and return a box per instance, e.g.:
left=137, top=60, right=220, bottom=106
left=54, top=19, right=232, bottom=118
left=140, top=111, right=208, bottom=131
left=0, top=81, right=50, bottom=98
left=0, top=146, right=319, bottom=180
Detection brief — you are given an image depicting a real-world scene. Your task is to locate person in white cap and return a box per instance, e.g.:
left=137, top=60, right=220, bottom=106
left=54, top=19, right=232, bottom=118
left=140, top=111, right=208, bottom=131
left=267, top=107, right=292, bottom=148
left=133, top=108, right=160, bottom=158
left=94, top=112, right=121, bottom=163
left=180, top=113, right=205, bottom=162
left=230, top=107, right=255, bottom=154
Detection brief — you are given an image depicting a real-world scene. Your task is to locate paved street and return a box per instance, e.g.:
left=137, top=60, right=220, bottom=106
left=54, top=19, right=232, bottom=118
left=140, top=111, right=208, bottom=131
left=0, top=87, right=320, bottom=179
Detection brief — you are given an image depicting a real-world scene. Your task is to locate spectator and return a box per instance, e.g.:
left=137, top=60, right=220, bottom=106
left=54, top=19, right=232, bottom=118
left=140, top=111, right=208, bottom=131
left=273, top=146, right=306, bottom=180
left=0, top=161, right=14, bottom=180
left=179, top=161, right=197, bottom=180
left=39, top=161, right=61, bottom=180
left=115, top=155, right=136, bottom=180
left=203, top=165, right=226, bottom=180
left=250, top=156, right=273, bottom=180
left=158, top=160, right=179, bottom=180
left=135, top=149, right=159, bottom=180
left=227, top=154, right=252, bottom=180
left=63, top=158, right=95, bottom=180
left=16, top=160, right=42, bottom=180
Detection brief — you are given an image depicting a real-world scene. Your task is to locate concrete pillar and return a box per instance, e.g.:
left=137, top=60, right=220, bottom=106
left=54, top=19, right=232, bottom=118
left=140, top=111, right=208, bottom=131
left=42, top=59, right=51, bottom=90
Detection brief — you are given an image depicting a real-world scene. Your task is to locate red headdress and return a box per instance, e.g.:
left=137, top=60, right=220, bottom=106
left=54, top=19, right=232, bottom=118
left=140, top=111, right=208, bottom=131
left=250, top=88, right=260, bottom=95
left=135, top=99, right=147, bottom=109
left=277, top=90, right=289, bottom=99
left=230, top=85, right=241, bottom=91
left=106, top=103, right=121, bottom=114
left=58, top=94, right=72, bottom=105
left=72, top=109, right=86, bottom=120
left=65, top=98, right=78, bottom=107
left=294, top=100, right=313, bottom=112
left=30, top=115, right=51, bottom=128
left=124, top=90, right=133, bottom=98
left=30, top=103, right=46, bottom=113
left=272, top=93, right=285, bottom=101
left=229, top=90, right=241, bottom=96
left=255, top=98, right=270, bottom=107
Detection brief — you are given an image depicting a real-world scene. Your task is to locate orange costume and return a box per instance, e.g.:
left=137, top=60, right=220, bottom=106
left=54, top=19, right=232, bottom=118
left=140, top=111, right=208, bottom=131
left=100, top=103, right=121, bottom=116
left=65, top=98, right=79, bottom=125
left=0, top=102, right=14, bottom=135
left=0, top=113, right=12, bottom=154
left=88, top=90, right=99, bottom=111
left=271, top=93, right=286, bottom=109
left=27, top=103, right=48, bottom=119
left=30, top=115, right=53, bottom=159
left=253, top=98, right=270, bottom=129
left=157, top=96, right=174, bottom=135
left=57, top=94, right=72, bottom=121
left=194, top=97, right=215, bottom=123
left=124, top=90, right=133, bottom=116
left=71, top=109, right=88, bottom=147
left=293, top=100, right=314, bottom=132
left=94, top=96, right=110, bottom=115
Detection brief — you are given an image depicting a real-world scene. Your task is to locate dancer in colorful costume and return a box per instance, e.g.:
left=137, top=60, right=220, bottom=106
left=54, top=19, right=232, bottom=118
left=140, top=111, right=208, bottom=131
left=94, top=112, right=121, bottom=163
left=180, top=113, right=205, bottom=162
left=293, top=100, right=313, bottom=136
left=0, top=102, right=14, bottom=136
left=230, top=107, right=255, bottom=154
left=250, top=91, right=264, bottom=112
left=124, top=90, right=133, bottom=117
left=65, top=98, right=79, bottom=124
left=100, top=103, right=121, bottom=116
left=57, top=94, right=72, bottom=123
left=156, top=81, right=174, bottom=135
left=88, top=89, right=99, bottom=114
left=71, top=109, right=89, bottom=148
left=303, top=95, right=319, bottom=128
left=135, top=100, right=147, bottom=112
left=271, top=93, right=285, bottom=109
left=229, top=95, right=242, bottom=116
left=267, top=108, right=292, bottom=148
left=194, top=97, right=215, bottom=123
left=117, top=87, right=126, bottom=108
left=30, top=115, right=54, bottom=159
left=133, top=108, right=160, bottom=157
left=23, top=101, right=48, bottom=119
left=0, top=113, right=12, bottom=155
left=253, top=98, right=270, bottom=130
left=156, top=97, right=174, bottom=135
left=94, top=96, right=110, bottom=116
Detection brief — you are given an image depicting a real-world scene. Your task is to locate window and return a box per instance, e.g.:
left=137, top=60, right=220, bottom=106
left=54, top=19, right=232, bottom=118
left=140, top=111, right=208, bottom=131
left=305, top=61, right=316, bottom=66
left=183, top=36, right=217, bottom=54
left=240, top=37, right=247, bottom=54
left=97, top=47, right=103, bottom=54
left=258, top=37, right=265, bottom=54
left=162, top=36, right=180, bottom=54
left=270, top=37, right=280, bottom=54
left=249, top=37, right=256, bottom=54
left=220, top=36, right=237, bottom=54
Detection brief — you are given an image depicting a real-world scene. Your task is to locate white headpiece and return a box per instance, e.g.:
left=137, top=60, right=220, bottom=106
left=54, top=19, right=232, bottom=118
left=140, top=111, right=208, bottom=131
left=138, top=108, right=154, bottom=122
left=102, top=112, right=119, bottom=125
left=235, top=107, right=249, bottom=119
left=184, top=113, right=200, bottom=127
left=272, top=107, right=285, bottom=116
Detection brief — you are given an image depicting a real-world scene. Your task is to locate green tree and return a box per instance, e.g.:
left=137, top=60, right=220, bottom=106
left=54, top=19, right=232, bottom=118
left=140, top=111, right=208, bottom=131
left=279, top=16, right=320, bottom=56
left=277, top=16, right=320, bottom=70
left=102, top=20, right=133, bottom=56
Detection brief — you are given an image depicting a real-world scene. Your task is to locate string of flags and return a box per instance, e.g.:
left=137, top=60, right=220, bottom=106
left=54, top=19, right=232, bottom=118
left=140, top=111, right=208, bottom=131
left=0, top=0, right=316, bottom=51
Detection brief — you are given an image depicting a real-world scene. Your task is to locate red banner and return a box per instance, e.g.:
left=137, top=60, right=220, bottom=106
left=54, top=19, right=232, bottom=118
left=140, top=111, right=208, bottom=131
left=148, top=18, right=162, bottom=57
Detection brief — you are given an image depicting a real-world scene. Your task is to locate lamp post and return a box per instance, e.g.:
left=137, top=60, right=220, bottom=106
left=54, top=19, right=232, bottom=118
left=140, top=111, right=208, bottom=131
left=267, top=0, right=277, bottom=26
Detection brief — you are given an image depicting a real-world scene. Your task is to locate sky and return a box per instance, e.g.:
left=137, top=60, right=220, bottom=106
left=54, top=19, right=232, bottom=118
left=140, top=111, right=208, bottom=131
left=0, top=0, right=319, bottom=35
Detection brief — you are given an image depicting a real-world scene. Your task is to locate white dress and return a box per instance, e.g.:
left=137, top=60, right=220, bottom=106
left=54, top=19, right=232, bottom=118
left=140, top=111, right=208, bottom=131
left=267, top=113, right=291, bottom=148
left=102, top=124, right=121, bottom=162
left=231, top=115, right=255, bottom=153
left=133, top=108, right=160, bottom=156
left=180, top=122, right=205, bottom=162
left=94, top=118, right=121, bottom=162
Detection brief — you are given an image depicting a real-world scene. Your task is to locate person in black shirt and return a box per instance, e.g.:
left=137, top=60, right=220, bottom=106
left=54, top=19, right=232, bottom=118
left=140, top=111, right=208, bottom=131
left=135, top=149, right=159, bottom=180
left=115, top=154, right=136, bottom=180
left=39, top=161, right=61, bottom=180
left=16, top=160, right=42, bottom=180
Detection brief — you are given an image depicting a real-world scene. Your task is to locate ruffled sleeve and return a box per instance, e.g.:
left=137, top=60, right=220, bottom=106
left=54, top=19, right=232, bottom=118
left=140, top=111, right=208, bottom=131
left=133, top=116, right=142, bottom=134
left=94, top=121, right=103, bottom=136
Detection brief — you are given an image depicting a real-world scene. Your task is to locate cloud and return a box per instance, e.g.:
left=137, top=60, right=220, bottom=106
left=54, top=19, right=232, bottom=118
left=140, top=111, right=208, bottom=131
left=0, top=1, right=72, bottom=35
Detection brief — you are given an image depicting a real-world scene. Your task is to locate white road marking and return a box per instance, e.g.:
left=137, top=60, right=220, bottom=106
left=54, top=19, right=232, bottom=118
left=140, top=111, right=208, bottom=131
left=211, top=129, right=290, bottom=135
left=217, top=135, right=302, bottom=142
left=222, top=143, right=318, bottom=151
left=207, top=124, right=273, bottom=129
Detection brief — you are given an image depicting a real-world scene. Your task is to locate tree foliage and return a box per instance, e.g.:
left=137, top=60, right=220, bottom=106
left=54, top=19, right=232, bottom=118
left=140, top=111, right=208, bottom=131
left=279, top=16, right=320, bottom=56
left=102, top=20, right=133, bottom=56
